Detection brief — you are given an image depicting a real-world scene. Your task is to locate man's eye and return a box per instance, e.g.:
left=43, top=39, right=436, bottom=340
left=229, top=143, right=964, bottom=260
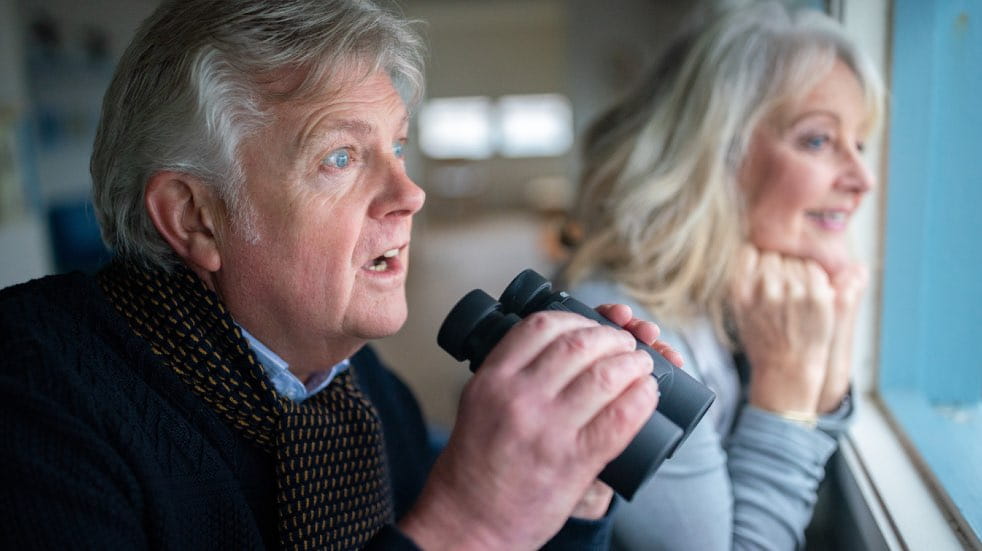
left=393, top=141, right=405, bottom=159
left=323, top=148, right=351, bottom=168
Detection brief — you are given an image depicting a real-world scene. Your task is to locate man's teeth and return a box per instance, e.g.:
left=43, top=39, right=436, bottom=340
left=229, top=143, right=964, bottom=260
left=366, top=249, right=399, bottom=272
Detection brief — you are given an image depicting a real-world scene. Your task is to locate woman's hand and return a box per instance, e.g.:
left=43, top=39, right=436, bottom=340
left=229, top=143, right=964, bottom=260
left=817, top=261, right=868, bottom=413
left=730, top=245, right=836, bottom=415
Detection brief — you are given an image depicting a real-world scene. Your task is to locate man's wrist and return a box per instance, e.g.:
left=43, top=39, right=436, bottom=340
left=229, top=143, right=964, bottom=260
left=399, top=488, right=508, bottom=551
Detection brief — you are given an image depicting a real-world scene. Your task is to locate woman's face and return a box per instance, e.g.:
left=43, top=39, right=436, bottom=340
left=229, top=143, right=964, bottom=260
left=738, top=60, right=874, bottom=278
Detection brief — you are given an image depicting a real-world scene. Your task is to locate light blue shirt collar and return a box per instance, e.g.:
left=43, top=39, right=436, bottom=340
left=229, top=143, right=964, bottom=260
left=237, top=325, right=349, bottom=403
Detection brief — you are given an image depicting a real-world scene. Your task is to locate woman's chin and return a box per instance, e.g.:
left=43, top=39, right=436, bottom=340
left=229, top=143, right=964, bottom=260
left=810, top=249, right=855, bottom=281
left=751, top=239, right=852, bottom=279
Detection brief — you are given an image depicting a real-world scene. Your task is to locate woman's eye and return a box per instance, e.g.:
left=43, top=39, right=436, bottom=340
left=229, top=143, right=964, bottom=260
left=393, top=141, right=405, bottom=159
left=801, top=134, right=831, bottom=150
left=323, top=148, right=351, bottom=169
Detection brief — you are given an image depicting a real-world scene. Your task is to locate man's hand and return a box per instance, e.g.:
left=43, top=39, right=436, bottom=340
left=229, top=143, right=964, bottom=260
left=595, top=303, right=684, bottom=368
left=565, top=303, right=684, bottom=521
left=400, top=310, right=660, bottom=550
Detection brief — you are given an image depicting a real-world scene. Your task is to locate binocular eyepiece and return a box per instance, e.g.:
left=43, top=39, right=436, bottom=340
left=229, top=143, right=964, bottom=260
left=437, top=269, right=716, bottom=500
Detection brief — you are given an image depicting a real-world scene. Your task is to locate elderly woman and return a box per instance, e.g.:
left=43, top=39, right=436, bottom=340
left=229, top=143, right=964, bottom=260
left=561, top=1, right=884, bottom=549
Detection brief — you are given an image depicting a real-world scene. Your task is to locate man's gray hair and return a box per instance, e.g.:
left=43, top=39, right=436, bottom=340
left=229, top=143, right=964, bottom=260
left=91, top=0, right=425, bottom=270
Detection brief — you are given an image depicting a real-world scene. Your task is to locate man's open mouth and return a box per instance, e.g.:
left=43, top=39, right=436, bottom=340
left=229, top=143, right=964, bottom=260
left=366, top=248, right=400, bottom=272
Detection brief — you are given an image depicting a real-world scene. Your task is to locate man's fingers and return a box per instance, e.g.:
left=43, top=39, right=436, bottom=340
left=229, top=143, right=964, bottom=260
left=479, top=311, right=599, bottom=378
left=570, top=481, right=615, bottom=520
left=622, top=318, right=660, bottom=346
left=555, top=349, right=653, bottom=427
left=578, top=376, right=659, bottom=465
left=596, top=304, right=678, bottom=368
left=651, top=340, right=684, bottom=368
left=594, top=303, right=632, bottom=327
left=520, top=323, right=638, bottom=397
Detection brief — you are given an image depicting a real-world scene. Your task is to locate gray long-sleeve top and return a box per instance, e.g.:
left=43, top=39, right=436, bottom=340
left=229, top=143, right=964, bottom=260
left=570, top=279, right=852, bottom=550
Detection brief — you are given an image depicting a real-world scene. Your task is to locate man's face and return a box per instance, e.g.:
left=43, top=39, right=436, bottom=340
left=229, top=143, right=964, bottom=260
left=214, top=71, right=425, bottom=372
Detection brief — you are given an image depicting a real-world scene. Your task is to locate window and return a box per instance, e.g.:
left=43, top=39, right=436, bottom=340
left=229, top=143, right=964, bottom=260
left=417, top=93, right=573, bottom=160
left=496, top=94, right=573, bottom=158
left=418, top=96, right=494, bottom=160
left=878, top=0, right=981, bottom=543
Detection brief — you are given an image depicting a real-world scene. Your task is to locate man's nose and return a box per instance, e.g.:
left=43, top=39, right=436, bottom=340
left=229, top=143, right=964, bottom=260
left=373, top=163, right=426, bottom=219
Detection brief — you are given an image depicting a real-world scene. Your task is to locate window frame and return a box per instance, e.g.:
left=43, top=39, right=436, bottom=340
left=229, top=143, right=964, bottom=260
left=836, top=0, right=982, bottom=548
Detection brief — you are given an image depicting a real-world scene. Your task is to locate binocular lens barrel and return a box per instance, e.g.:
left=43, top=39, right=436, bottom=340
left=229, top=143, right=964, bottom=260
left=437, top=289, right=521, bottom=371
left=437, top=269, right=716, bottom=500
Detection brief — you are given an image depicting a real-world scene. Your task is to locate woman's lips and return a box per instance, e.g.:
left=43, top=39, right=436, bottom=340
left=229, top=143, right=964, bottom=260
left=805, top=209, right=850, bottom=231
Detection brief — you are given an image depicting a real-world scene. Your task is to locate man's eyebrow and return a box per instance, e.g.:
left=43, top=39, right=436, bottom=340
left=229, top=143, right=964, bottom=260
left=315, top=112, right=409, bottom=139
left=313, top=118, right=376, bottom=140
left=298, top=114, right=409, bottom=153
left=295, top=118, right=373, bottom=156
left=333, top=118, right=376, bottom=136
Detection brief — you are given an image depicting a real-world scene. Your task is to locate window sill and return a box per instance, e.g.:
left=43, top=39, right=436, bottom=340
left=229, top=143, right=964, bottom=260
left=836, top=391, right=980, bottom=550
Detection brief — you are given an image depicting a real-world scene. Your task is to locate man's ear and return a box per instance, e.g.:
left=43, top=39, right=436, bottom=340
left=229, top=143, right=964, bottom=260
left=144, top=171, right=224, bottom=273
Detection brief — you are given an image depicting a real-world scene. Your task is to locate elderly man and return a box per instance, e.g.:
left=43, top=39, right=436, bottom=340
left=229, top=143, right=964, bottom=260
left=0, top=1, right=668, bottom=549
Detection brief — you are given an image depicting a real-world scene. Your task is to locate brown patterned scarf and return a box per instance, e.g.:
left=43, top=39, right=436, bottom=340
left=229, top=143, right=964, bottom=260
left=98, top=260, right=393, bottom=550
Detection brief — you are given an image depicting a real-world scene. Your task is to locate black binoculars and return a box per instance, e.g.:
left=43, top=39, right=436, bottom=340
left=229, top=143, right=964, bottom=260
left=437, top=269, right=716, bottom=500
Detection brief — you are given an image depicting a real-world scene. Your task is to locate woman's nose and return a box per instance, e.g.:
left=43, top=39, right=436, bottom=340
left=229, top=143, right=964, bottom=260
left=838, top=147, right=875, bottom=194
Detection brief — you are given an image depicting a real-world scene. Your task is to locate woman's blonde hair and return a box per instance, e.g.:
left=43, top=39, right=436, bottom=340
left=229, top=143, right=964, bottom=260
left=562, top=0, right=884, bottom=339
